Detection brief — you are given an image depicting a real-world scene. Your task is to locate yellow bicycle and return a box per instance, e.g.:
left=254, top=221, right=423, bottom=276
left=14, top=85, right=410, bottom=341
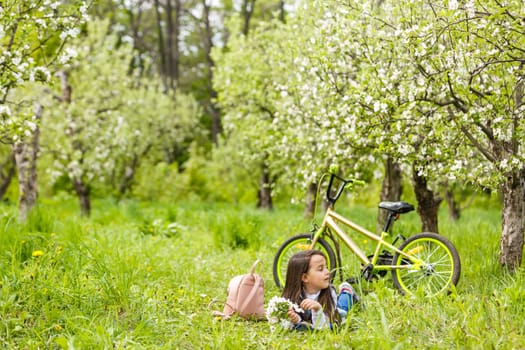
left=272, top=173, right=461, bottom=297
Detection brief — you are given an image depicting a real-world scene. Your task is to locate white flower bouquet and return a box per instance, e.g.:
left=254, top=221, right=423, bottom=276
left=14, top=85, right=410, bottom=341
left=266, top=296, right=304, bottom=330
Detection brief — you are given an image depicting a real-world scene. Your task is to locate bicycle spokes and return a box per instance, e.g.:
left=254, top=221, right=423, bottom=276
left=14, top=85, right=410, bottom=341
left=392, top=233, right=461, bottom=296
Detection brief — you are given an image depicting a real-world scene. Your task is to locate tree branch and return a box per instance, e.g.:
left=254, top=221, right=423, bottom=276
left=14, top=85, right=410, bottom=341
left=459, top=124, right=496, bottom=163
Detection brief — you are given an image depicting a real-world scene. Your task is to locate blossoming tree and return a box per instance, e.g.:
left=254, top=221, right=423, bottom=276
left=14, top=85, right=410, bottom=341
left=385, top=0, right=525, bottom=269
left=213, top=13, right=379, bottom=212
left=215, top=0, right=525, bottom=270
left=42, top=19, right=200, bottom=216
left=0, top=0, right=89, bottom=219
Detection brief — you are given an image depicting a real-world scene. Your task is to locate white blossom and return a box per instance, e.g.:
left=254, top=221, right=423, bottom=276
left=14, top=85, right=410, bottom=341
left=25, top=121, right=37, bottom=131
left=266, top=296, right=304, bottom=331
left=49, top=1, right=61, bottom=10
left=0, top=105, right=11, bottom=118
left=465, top=0, right=476, bottom=18
left=59, top=27, right=81, bottom=40
left=59, top=47, right=78, bottom=64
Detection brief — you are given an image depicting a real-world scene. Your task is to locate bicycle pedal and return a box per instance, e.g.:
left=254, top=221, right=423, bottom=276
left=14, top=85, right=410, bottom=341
left=361, top=264, right=375, bottom=281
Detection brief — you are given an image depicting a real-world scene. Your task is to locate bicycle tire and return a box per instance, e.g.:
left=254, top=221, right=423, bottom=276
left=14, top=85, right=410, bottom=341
left=392, top=232, right=461, bottom=297
left=273, top=234, right=337, bottom=289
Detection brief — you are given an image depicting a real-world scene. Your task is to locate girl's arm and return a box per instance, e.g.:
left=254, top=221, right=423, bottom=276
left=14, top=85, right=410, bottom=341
left=300, top=299, right=329, bottom=329
left=311, top=288, right=338, bottom=329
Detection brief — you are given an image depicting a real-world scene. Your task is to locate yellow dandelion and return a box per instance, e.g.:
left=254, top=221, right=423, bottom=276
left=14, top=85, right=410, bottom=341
left=32, top=250, right=44, bottom=257
left=21, top=240, right=26, bottom=245
left=54, top=324, right=62, bottom=331
left=57, top=246, right=63, bottom=253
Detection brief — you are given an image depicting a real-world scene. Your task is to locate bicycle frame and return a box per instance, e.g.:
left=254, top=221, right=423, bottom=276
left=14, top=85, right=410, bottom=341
left=310, top=207, right=425, bottom=272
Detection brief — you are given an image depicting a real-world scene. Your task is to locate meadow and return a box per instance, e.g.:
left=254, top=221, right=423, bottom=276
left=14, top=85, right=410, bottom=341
left=1, top=193, right=524, bottom=349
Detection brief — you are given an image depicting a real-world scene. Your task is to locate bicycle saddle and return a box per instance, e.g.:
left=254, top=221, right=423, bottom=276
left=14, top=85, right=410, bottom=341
left=378, top=201, right=415, bottom=214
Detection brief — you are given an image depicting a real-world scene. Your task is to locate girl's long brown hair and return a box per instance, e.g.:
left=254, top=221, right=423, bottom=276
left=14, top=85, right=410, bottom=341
left=281, top=250, right=339, bottom=324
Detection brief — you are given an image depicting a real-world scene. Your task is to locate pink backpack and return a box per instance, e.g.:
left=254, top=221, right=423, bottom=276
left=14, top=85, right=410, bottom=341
left=212, top=260, right=265, bottom=320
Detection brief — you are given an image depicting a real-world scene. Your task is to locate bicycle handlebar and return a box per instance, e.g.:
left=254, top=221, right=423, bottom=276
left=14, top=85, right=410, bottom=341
left=326, top=173, right=364, bottom=204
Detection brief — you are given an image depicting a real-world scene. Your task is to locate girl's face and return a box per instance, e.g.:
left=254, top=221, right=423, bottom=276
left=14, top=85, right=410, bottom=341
left=301, top=254, right=330, bottom=294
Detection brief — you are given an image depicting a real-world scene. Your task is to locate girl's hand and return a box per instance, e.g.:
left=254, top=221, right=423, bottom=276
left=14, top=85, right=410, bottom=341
left=300, top=299, right=322, bottom=312
left=287, top=307, right=301, bottom=324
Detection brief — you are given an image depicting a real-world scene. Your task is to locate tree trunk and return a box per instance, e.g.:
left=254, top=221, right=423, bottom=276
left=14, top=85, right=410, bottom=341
left=257, top=163, right=273, bottom=210
left=304, top=182, right=317, bottom=219
left=117, top=146, right=150, bottom=197
left=377, top=157, right=402, bottom=233
left=165, top=0, right=175, bottom=89
left=154, top=0, right=168, bottom=90
left=0, top=151, right=16, bottom=200
left=499, top=169, right=525, bottom=271
left=59, top=70, right=72, bottom=104
left=59, top=69, right=91, bottom=217
left=498, top=66, right=525, bottom=271
left=13, top=102, right=42, bottom=221
left=241, top=0, right=256, bottom=35
left=201, top=0, right=222, bottom=144
left=173, top=0, right=181, bottom=86
left=73, top=177, right=91, bottom=217
left=445, top=187, right=461, bottom=221
left=412, top=164, right=442, bottom=233
left=118, top=164, right=136, bottom=197
left=278, top=0, right=285, bottom=22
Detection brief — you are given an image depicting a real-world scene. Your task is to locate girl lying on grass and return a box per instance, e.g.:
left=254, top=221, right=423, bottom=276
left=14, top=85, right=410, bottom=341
left=277, top=250, right=358, bottom=330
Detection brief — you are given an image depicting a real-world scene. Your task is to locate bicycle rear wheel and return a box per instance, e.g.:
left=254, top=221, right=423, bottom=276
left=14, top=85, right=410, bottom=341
left=273, top=234, right=336, bottom=289
left=392, top=232, right=461, bottom=297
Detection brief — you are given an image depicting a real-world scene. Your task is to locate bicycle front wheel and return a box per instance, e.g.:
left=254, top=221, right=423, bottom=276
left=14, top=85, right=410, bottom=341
left=273, top=234, right=336, bottom=289
left=392, top=232, right=461, bottom=297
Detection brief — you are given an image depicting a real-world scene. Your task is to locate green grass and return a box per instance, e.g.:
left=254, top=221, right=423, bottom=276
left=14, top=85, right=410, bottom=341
left=0, top=197, right=524, bottom=349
